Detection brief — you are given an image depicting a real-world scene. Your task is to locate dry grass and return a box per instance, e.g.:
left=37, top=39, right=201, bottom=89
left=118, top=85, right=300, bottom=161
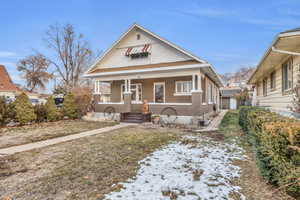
left=0, top=120, right=118, bottom=149
left=0, top=126, right=179, bottom=200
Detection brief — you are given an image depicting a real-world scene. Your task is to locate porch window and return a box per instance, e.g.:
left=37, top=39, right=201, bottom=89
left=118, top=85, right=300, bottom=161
left=121, top=83, right=142, bottom=103
left=175, top=81, right=192, bottom=95
left=282, top=59, right=293, bottom=92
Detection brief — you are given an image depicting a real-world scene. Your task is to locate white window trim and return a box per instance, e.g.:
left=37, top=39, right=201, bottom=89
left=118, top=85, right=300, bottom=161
left=121, top=83, right=142, bottom=103
left=153, top=82, right=165, bottom=103
left=175, top=81, right=192, bottom=96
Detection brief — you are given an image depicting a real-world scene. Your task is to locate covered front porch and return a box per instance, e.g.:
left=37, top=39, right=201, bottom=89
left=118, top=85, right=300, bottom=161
left=94, top=76, right=213, bottom=117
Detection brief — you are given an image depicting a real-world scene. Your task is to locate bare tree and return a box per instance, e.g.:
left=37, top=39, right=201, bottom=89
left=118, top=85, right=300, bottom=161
left=17, top=53, right=53, bottom=92
left=44, top=23, right=93, bottom=91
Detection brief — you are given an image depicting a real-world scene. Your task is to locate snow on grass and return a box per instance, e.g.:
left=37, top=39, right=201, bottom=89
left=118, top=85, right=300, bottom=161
left=104, top=135, right=246, bottom=200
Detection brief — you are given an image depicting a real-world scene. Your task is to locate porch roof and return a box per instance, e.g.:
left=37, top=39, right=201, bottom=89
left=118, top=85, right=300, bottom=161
left=84, top=62, right=223, bottom=87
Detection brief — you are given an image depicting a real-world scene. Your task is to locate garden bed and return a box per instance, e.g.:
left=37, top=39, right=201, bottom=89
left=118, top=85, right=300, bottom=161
left=0, top=120, right=118, bottom=149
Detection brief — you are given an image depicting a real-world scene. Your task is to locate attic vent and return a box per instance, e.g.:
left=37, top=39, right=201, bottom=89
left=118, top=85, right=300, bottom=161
left=137, top=34, right=140, bottom=40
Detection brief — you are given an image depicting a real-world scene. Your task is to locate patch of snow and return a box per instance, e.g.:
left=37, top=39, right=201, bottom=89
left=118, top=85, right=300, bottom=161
left=104, top=136, right=246, bottom=200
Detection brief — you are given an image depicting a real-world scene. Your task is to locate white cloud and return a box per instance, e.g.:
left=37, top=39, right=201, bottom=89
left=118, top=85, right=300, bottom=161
left=180, top=8, right=234, bottom=18
left=0, top=51, right=17, bottom=58
left=171, top=6, right=298, bottom=28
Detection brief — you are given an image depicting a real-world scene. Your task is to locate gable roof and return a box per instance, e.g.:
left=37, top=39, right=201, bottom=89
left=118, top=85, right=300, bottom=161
left=86, top=23, right=207, bottom=74
left=0, top=65, right=22, bottom=93
left=84, top=23, right=223, bottom=87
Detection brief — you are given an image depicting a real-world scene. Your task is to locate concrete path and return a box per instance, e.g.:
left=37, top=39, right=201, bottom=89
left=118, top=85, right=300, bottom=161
left=0, top=123, right=134, bottom=155
left=199, top=110, right=228, bottom=132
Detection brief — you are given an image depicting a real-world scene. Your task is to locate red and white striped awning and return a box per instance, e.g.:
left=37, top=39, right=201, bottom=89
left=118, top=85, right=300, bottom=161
left=125, top=44, right=151, bottom=56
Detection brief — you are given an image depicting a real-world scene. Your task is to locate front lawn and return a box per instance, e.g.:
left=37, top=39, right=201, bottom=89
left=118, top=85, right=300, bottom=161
left=0, top=126, right=179, bottom=200
left=0, top=120, right=118, bottom=149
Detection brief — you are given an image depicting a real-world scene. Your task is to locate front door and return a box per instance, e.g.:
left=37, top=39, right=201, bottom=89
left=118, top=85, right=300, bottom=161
left=154, top=82, right=165, bottom=103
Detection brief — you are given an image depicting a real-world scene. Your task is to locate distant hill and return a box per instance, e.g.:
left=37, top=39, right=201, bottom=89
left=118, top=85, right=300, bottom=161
left=220, top=67, right=255, bottom=87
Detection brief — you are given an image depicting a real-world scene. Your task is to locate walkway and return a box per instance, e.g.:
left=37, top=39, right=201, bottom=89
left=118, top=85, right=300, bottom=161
left=199, top=109, right=228, bottom=132
left=0, top=123, right=134, bottom=155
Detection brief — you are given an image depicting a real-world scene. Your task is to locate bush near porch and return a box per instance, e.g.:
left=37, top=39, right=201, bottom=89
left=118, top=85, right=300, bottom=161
left=0, top=92, right=84, bottom=127
left=239, top=106, right=300, bottom=198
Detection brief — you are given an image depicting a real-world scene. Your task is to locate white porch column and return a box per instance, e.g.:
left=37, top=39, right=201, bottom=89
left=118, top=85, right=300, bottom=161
left=128, top=79, right=131, bottom=92
left=191, top=74, right=202, bottom=93
left=192, top=74, right=196, bottom=91
left=123, top=79, right=132, bottom=112
left=93, top=80, right=101, bottom=104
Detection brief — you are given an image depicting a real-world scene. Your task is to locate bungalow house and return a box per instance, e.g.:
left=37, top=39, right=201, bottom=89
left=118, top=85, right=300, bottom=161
left=248, top=27, right=300, bottom=116
left=84, top=24, right=223, bottom=123
left=0, top=65, right=22, bottom=101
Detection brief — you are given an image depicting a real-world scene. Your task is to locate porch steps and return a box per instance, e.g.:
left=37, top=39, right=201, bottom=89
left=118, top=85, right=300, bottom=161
left=120, top=112, right=151, bottom=123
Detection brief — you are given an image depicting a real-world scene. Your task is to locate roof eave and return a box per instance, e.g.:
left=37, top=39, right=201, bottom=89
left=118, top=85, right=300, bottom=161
left=248, top=30, right=300, bottom=85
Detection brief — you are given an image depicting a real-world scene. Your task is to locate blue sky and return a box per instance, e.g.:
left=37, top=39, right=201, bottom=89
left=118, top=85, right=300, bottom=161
left=1, top=0, right=300, bottom=92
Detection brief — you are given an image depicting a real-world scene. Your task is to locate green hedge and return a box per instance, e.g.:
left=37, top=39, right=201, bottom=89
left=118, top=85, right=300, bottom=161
left=239, top=106, right=300, bottom=197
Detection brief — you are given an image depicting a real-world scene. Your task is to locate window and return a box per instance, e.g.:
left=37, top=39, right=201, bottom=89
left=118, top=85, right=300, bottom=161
left=137, top=34, right=140, bottom=40
left=121, top=83, right=142, bottom=102
left=256, top=82, right=260, bottom=96
left=263, top=79, right=267, bottom=96
left=282, top=59, right=293, bottom=91
left=207, top=83, right=213, bottom=103
left=270, top=71, right=276, bottom=90
left=201, top=77, right=206, bottom=103
left=154, top=82, right=165, bottom=103
left=175, top=81, right=192, bottom=95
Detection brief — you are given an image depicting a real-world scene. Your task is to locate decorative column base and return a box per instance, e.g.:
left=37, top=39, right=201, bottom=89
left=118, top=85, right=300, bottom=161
left=123, top=92, right=132, bottom=113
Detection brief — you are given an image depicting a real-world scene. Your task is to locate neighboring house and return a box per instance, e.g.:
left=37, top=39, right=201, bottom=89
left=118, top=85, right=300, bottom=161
left=26, top=92, right=49, bottom=105
left=84, top=24, right=223, bottom=123
left=0, top=65, right=22, bottom=101
left=220, top=87, right=241, bottom=110
left=248, top=27, right=300, bottom=116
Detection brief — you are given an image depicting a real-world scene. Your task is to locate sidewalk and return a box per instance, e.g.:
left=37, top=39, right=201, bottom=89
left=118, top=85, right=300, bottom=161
left=199, top=110, right=228, bottom=132
left=0, top=123, right=134, bottom=155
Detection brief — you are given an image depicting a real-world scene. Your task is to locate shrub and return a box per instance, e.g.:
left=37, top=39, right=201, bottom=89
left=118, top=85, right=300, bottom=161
left=71, top=87, right=93, bottom=117
left=0, top=97, right=9, bottom=125
left=62, top=93, right=79, bottom=119
left=34, top=104, right=47, bottom=123
left=14, top=93, right=36, bottom=125
left=239, top=106, right=300, bottom=197
left=45, top=96, right=60, bottom=121
left=6, top=101, right=16, bottom=122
